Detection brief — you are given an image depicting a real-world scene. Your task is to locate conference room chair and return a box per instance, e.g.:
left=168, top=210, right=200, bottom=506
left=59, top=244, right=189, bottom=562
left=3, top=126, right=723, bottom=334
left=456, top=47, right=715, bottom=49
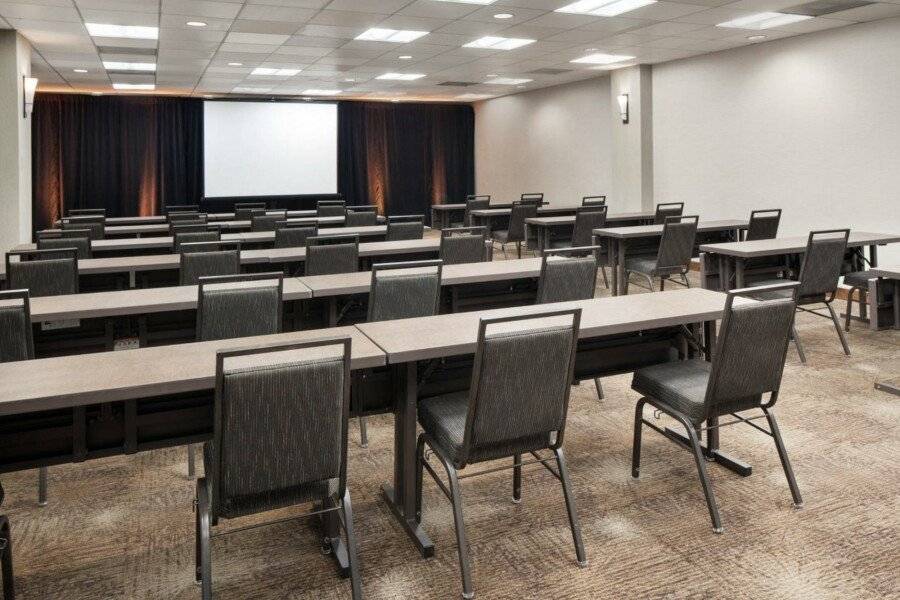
left=61, top=216, right=104, bottom=240
left=623, top=215, right=699, bottom=293
left=235, top=206, right=266, bottom=222
left=582, top=195, right=606, bottom=207
left=520, top=192, right=544, bottom=206
left=163, top=204, right=200, bottom=214
left=173, top=227, right=221, bottom=253
left=347, top=205, right=377, bottom=212
left=631, top=283, right=803, bottom=533
left=416, top=309, right=586, bottom=599
left=345, top=209, right=378, bottom=227
left=440, top=227, right=488, bottom=265
left=354, top=260, right=443, bottom=446
left=274, top=222, right=317, bottom=249
left=0, top=483, right=12, bottom=600
left=747, top=229, right=852, bottom=363
left=250, top=212, right=286, bottom=232
left=746, top=209, right=782, bottom=241
left=37, top=231, right=92, bottom=259
left=653, top=202, right=685, bottom=225
left=317, top=200, right=346, bottom=218
left=490, top=201, right=537, bottom=259
left=68, top=208, right=106, bottom=217
left=178, top=241, right=241, bottom=286
left=385, top=217, right=424, bottom=241
left=306, top=234, right=359, bottom=276
left=550, top=205, right=610, bottom=288
left=168, top=212, right=207, bottom=225
left=462, top=195, right=490, bottom=227
left=195, top=338, right=362, bottom=600
left=6, top=249, right=79, bottom=297
left=842, top=270, right=875, bottom=332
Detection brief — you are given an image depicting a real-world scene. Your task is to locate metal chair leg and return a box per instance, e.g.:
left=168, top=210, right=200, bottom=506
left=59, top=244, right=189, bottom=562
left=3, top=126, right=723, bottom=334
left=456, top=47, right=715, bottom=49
left=0, top=516, right=14, bottom=600
left=682, top=273, right=691, bottom=288
left=195, top=479, right=212, bottom=600
left=844, top=287, right=858, bottom=332
left=623, top=272, right=630, bottom=294
left=500, top=243, right=507, bottom=260
left=683, top=419, right=723, bottom=533
left=358, top=416, right=368, bottom=448
left=593, top=378, right=604, bottom=400
left=512, top=455, right=522, bottom=504
left=440, top=457, right=474, bottom=599
left=516, top=242, right=522, bottom=259
left=187, top=445, right=196, bottom=479
left=340, top=490, right=363, bottom=600
left=600, top=266, right=609, bottom=289
left=826, top=303, right=851, bottom=356
left=790, top=323, right=807, bottom=364
left=763, top=408, right=803, bottom=508
left=415, top=434, right=426, bottom=524
left=554, top=448, right=587, bottom=567
left=38, top=468, right=48, bottom=507
left=643, top=273, right=655, bottom=292
left=660, top=276, right=666, bottom=291
left=632, top=400, right=646, bottom=478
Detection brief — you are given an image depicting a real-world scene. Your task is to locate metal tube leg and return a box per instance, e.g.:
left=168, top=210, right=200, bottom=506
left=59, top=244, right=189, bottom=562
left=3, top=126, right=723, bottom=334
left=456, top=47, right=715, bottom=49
left=512, top=455, right=522, bottom=504
left=600, top=266, right=609, bottom=289
left=187, top=445, right=196, bottom=479
left=38, top=467, right=48, bottom=506
left=763, top=408, right=803, bottom=508
left=791, top=323, right=807, bottom=364
left=516, top=241, right=522, bottom=259
left=844, top=288, right=858, bottom=332
left=632, top=400, right=646, bottom=478
left=0, top=516, right=14, bottom=600
left=501, top=244, right=507, bottom=260
left=196, top=479, right=212, bottom=600
left=415, top=435, right=425, bottom=524
left=358, top=416, right=369, bottom=448
left=643, top=273, right=655, bottom=292
left=593, top=378, right=604, bottom=400
left=660, top=277, right=666, bottom=291
left=554, top=448, right=587, bottom=567
left=443, top=460, right=474, bottom=599
left=685, top=421, right=723, bottom=533
left=340, top=491, right=364, bottom=600
left=826, top=303, right=851, bottom=356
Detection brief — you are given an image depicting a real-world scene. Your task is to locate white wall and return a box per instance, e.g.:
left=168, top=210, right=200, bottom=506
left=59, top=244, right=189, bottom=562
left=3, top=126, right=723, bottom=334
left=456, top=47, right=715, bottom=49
left=474, top=76, right=612, bottom=208
left=0, top=30, right=32, bottom=253
left=653, top=17, right=900, bottom=264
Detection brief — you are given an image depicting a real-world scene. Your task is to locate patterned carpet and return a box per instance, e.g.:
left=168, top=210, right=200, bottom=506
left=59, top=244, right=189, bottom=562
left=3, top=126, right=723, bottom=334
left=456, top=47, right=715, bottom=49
left=2, top=263, right=898, bottom=599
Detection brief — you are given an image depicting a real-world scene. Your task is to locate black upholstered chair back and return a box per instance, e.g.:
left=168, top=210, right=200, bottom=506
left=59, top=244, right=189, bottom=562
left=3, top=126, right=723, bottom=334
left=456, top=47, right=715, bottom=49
left=37, top=235, right=92, bottom=259
left=167, top=211, right=206, bottom=223
left=506, top=202, right=538, bottom=243
left=796, top=229, right=850, bottom=300
left=655, top=216, right=699, bottom=273
left=345, top=210, right=378, bottom=227
left=703, top=283, right=798, bottom=416
left=746, top=209, right=782, bottom=241
left=197, top=273, right=283, bottom=342
left=274, top=223, right=317, bottom=248
left=174, top=229, right=221, bottom=252
left=536, top=248, right=600, bottom=304
left=520, top=193, right=544, bottom=206
left=207, top=338, right=351, bottom=519
left=654, top=202, right=684, bottom=225
left=61, top=216, right=104, bottom=240
left=440, top=227, right=487, bottom=265
left=464, top=197, right=490, bottom=227
left=234, top=202, right=267, bottom=222
left=458, top=309, right=581, bottom=467
left=6, top=249, right=79, bottom=296
left=582, top=196, right=606, bottom=207
left=368, top=260, right=442, bottom=322
left=68, top=208, right=106, bottom=217
left=317, top=201, right=346, bottom=218
left=179, top=241, right=241, bottom=285
left=386, top=218, right=424, bottom=241
left=466, top=194, right=490, bottom=202
left=164, top=204, right=200, bottom=214
left=306, top=235, right=359, bottom=276
left=0, top=290, right=34, bottom=363
left=251, top=213, right=285, bottom=232
left=572, top=206, right=607, bottom=247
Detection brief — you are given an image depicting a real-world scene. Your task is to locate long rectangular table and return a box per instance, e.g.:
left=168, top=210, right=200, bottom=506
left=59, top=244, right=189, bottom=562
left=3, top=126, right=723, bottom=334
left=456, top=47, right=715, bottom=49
left=867, top=266, right=900, bottom=330
left=54, top=209, right=322, bottom=227
left=593, top=220, right=750, bottom=296
left=430, top=203, right=586, bottom=230
left=525, top=211, right=658, bottom=252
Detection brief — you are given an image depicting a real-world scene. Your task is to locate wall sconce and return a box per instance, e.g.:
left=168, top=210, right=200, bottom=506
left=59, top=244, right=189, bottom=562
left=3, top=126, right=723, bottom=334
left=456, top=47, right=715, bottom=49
left=23, top=76, right=39, bottom=118
left=617, top=93, right=629, bottom=124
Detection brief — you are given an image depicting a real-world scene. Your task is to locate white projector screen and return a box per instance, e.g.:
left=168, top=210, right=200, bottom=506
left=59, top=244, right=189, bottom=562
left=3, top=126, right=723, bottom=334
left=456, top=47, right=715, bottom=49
left=203, top=101, right=338, bottom=198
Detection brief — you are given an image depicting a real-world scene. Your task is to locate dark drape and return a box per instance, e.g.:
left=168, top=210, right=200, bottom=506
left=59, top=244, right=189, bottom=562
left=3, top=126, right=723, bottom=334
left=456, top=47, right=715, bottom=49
left=31, top=93, right=203, bottom=231
left=338, top=102, right=474, bottom=218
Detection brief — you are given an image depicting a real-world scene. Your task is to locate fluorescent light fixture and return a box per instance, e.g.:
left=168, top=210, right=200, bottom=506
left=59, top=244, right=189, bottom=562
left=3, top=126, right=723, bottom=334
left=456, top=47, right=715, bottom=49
left=112, top=83, right=155, bottom=90
left=302, top=89, right=342, bottom=96
left=571, top=52, right=635, bottom=65
left=617, top=93, right=629, bottom=123
left=747, top=34, right=767, bottom=41
left=484, top=77, right=532, bottom=85
left=103, top=61, right=156, bottom=71
left=556, top=0, right=656, bottom=17
left=464, top=36, right=535, bottom=50
left=456, top=93, right=494, bottom=101
left=356, top=28, right=428, bottom=43
left=227, top=62, right=243, bottom=66
left=186, top=21, right=207, bottom=27
left=251, top=67, right=301, bottom=76
left=73, top=68, right=88, bottom=73
left=717, top=12, right=813, bottom=29
left=376, top=72, right=426, bottom=80
left=23, top=76, right=38, bottom=118
left=86, top=23, right=158, bottom=40
left=494, top=13, right=514, bottom=19
left=399, top=55, right=413, bottom=59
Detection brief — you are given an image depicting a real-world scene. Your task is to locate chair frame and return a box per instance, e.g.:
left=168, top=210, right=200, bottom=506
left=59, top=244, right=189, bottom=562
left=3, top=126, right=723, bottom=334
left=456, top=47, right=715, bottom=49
left=167, top=211, right=206, bottom=222
left=61, top=216, right=105, bottom=240
left=386, top=217, right=425, bottom=241
left=195, top=338, right=361, bottom=600
left=624, top=215, right=698, bottom=293
left=163, top=204, right=200, bottom=214
left=632, top=282, right=803, bottom=534
left=178, top=241, right=241, bottom=286
left=36, top=233, right=93, bottom=259
left=520, top=193, right=544, bottom=206
left=581, top=195, right=606, bottom=207
left=6, top=249, right=80, bottom=295
left=306, top=234, right=361, bottom=276
left=416, top=309, right=585, bottom=599
left=250, top=211, right=287, bottom=231
left=463, top=196, right=490, bottom=227
left=536, top=246, right=601, bottom=304
left=492, top=201, right=537, bottom=259
left=746, top=209, right=782, bottom=241
left=653, top=202, right=684, bottom=225
left=440, top=227, right=489, bottom=264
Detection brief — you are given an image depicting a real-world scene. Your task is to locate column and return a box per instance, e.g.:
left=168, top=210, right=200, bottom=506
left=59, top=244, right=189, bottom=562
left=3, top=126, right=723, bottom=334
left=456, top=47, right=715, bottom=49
left=0, top=30, right=33, bottom=252
left=610, top=65, right=654, bottom=212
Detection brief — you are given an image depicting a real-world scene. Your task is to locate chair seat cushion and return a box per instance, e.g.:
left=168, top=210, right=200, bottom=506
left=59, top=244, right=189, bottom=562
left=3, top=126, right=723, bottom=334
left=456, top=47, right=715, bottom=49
left=632, top=360, right=762, bottom=424
left=418, top=392, right=549, bottom=467
left=842, top=271, right=872, bottom=288
left=624, top=256, right=658, bottom=275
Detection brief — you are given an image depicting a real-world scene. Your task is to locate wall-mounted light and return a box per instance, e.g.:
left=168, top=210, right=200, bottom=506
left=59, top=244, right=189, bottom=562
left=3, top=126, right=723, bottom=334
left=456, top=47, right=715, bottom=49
left=23, top=76, right=39, bottom=118
left=617, top=93, right=629, bottom=124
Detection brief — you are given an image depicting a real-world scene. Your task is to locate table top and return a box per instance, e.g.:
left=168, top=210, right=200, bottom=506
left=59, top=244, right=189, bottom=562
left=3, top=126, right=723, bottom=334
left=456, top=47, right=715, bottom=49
left=19, top=278, right=311, bottom=322
left=299, top=257, right=542, bottom=297
left=0, top=327, right=385, bottom=416
left=593, top=219, right=750, bottom=239
left=699, top=232, right=900, bottom=258
left=525, top=211, right=657, bottom=227
left=358, top=287, right=730, bottom=363
left=265, top=237, right=442, bottom=263
left=470, top=206, right=580, bottom=218
left=868, top=266, right=900, bottom=279
left=41, top=215, right=355, bottom=237
left=57, top=209, right=321, bottom=226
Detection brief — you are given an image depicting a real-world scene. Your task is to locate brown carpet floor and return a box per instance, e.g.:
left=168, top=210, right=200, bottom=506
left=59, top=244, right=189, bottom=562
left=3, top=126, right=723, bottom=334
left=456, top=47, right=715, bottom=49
left=2, top=262, right=898, bottom=599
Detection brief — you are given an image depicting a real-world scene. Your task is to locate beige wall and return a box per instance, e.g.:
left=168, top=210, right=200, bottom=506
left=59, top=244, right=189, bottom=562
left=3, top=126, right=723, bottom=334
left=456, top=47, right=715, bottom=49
left=0, top=30, right=32, bottom=252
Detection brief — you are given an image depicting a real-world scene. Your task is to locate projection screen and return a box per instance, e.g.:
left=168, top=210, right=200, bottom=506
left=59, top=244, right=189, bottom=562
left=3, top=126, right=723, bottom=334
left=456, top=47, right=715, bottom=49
left=203, top=101, right=338, bottom=198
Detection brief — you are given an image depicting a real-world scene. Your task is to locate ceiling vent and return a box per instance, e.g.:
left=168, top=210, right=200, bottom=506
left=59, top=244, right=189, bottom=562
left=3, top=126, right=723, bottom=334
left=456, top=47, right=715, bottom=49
left=782, top=0, right=873, bottom=16
left=528, top=68, right=573, bottom=75
left=438, top=81, right=478, bottom=87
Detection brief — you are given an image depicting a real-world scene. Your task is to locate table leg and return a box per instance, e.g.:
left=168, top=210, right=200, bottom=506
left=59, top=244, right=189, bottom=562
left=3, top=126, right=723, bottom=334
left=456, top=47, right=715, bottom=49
left=894, top=280, right=900, bottom=330
left=381, top=362, right=434, bottom=558
left=735, top=258, right=745, bottom=289
left=869, top=244, right=878, bottom=267
left=722, top=257, right=733, bottom=292
left=608, top=239, right=618, bottom=295
left=616, top=239, right=628, bottom=296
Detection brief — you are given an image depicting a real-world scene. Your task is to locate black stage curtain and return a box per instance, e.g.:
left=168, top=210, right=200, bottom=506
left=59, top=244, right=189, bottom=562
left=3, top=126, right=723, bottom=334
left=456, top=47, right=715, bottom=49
left=338, top=101, right=475, bottom=218
left=32, top=93, right=203, bottom=230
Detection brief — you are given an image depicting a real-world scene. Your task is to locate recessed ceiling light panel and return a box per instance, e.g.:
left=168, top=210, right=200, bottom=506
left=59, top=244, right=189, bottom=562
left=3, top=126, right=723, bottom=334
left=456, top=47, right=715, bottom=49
left=556, top=0, right=656, bottom=17
left=356, top=28, right=429, bottom=43
left=464, top=36, right=535, bottom=50
left=103, top=61, right=156, bottom=71
left=112, top=83, right=155, bottom=90
left=484, top=77, right=533, bottom=85
left=717, top=12, right=813, bottom=29
left=86, top=23, right=158, bottom=39
left=376, top=72, right=427, bottom=81
left=570, top=52, right=635, bottom=64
